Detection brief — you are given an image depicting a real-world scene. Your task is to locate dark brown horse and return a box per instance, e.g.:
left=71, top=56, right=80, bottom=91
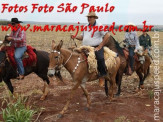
left=105, top=36, right=151, bottom=95
left=0, top=50, right=50, bottom=100
left=48, top=40, right=120, bottom=117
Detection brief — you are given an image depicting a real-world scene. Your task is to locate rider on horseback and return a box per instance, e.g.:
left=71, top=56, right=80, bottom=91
left=139, top=29, right=152, bottom=59
left=124, top=23, right=140, bottom=75
left=71, top=12, right=110, bottom=87
left=6, top=18, right=27, bottom=80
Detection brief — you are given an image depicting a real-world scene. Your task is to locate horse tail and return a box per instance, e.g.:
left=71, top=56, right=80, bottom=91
left=104, top=79, right=108, bottom=96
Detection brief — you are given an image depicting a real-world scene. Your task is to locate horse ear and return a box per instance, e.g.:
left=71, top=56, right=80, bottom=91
left=57, top=40, right=63, bottom=50
left=51, top=40, right=55, bottom=49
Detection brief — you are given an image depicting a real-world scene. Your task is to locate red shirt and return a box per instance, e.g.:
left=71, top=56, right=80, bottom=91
left=10, top=27, right=26, bottom=48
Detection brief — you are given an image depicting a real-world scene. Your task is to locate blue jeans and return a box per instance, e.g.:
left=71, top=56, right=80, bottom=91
left=129, top=47, right=135, bottom=71
left=94, top=47, right=107, bottom=76
left=14, top=46, right=27, bottom=75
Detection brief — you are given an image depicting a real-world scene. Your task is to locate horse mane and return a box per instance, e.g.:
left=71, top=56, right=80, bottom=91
left=109, top=35, right=124, bottom=56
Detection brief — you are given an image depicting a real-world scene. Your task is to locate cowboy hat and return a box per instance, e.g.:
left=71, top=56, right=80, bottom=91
left=11, top=18, right=23, bottom=24
left=127, top=22, right=136, bottom=26
left=86, top=12, right=98, bottom=19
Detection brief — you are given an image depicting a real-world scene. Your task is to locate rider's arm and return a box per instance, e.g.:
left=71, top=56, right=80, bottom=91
left=99, top=32, right=110, bottom=47
left=95, top=32, right=110, bottom=51
left=71, top=32, right=83, bottom=41
left=75, top=35, right=83, bottom=41
left=12, top=30, right=25, bottom=43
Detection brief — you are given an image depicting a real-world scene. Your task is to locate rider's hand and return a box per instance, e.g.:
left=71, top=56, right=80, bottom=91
left=95, top=45, right=102, bottom=51
left=6, top=37, right=13, bottom=41
left=134, top=49, right=138, bottom=53
left=71, top=34, right=76, bottom=39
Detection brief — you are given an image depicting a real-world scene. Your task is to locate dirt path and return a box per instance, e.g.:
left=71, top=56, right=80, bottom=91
left=0, top=73, right=163, bottom=122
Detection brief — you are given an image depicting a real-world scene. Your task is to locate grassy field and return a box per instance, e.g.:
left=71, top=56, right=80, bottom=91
left=0, top=25, right=162, bottom=121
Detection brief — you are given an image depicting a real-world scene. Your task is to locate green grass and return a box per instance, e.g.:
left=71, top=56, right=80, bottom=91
left=0, top=82, right=4, bottom=88
left=148, top=90, right=154, bottom=100
left=1, top=96, right=36, bottom=122
left=114, top=116, right=130, bottom=122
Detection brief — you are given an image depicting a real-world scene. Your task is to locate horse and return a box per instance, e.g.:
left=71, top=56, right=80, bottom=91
left=105, top=36, right=127, bottom=95
left=47, top=40, right=120, bottom=117
left=105, top=36, right=151, bottom=94
left=0, top=50, right=50, bottom=100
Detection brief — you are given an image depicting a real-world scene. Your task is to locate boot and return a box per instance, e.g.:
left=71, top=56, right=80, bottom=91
left=97, top=59, right=107, bottom=87
left=17, top=75, right=25, bottom=80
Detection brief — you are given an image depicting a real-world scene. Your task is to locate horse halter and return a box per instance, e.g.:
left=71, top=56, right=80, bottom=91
left=48, top=50, right=73, bottom=71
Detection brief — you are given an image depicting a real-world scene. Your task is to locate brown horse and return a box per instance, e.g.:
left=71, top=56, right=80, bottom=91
left=105, top=36, right=151, bottom=94
left=48, top=40, right=120, bottom=117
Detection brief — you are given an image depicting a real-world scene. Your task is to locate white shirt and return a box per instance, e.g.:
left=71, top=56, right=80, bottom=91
left=81, top=21, right=107, bottom=46
left=125, top=31, right=140, bottom=49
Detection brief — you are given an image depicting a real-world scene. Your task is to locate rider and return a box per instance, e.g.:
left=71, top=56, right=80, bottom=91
left=139, top=30, right=152, bottom=54
left=124, top=22, right=140, bottom=75
left=71, top=11, right=110, bottom=87
left=6, top=18, right=27, bottom=80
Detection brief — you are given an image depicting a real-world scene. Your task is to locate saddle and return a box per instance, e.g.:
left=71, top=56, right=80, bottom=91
left=4, top=46, right=37, bottom=68
left=74, top=46, right=118, bottom=74
left=123, top=48, right=138, bottom=61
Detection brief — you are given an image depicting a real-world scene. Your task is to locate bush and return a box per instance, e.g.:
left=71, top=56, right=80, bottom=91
left=2, top=96, right=36, bottom=122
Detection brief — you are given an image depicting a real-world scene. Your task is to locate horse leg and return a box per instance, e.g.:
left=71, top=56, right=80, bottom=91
left=37, top=75, right=50, bottom=100
left=40, top=81, right=49, bottom=100
left=4, top=78, right=14, bottom=94
left=108, top=79, right=114, bottom=101
left=115, top=72, right=123, bottom=96
left=104, top=79, right=109, bottom=96
left=80, top=78, right=91, bottom=110
left=80, top=85, right=91, bottom=110
left=59, top=81, right=81, bottom=118
left=3, top=78, right=16, bottom=102
left=143, top=65, right=150, bottom=81
left=136, top=69, right=144, bottom=90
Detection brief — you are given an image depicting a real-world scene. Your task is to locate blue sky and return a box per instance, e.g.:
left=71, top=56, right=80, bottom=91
left=0, top=0, right=162, bottom=25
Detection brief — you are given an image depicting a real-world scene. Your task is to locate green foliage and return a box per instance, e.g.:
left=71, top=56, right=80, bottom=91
left=0, top=21, right=10, bottom=25
left=114, top=116, right=131, bottom=122
left=148, top=90, right=154, bottom=100
left=2, top=96, right=36, bottom=122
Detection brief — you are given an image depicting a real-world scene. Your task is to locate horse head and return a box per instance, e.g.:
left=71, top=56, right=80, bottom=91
left=48, top=40, right=63, bottom=77
left=136, top=46, right=145, bottom=56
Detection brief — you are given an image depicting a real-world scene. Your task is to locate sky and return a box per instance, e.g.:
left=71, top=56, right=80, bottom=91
left=0, top=0, right=162, bottom=25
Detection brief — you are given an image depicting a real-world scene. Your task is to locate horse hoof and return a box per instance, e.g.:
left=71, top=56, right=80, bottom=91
left=84, top=107, right=90, bottom=111
left=115, top=93, right=120, bottom=97
left=40, top=96, right=45, bottom=101
left=58, top=114, right=63, bottom=118
left=140, top=85, right=144, bottom=89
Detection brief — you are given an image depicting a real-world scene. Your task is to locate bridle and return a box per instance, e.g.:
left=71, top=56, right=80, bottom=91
left=48, top=49, right=86, bottom=73
left=48, top=50, right=73, bottom=71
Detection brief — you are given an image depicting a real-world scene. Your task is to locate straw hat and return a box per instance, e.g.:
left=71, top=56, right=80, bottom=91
left=86, top=12, right=98, bottom=19
left=127, top=22, right=136, bottom=26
